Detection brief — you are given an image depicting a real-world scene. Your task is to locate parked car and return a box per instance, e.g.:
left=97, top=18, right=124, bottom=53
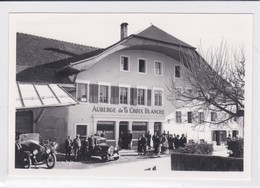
left=87, top=136, right=120, bottom=162
left=15, top=133, right=57, bottom=169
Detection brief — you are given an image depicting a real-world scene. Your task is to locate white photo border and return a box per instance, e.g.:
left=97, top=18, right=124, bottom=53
left=0, top=1, right=259, bottom=188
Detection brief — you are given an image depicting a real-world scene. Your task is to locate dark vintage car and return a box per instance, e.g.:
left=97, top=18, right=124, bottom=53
left=84, top=136, right=120, bottom=162
left=15, top=133, right=57, bottom=169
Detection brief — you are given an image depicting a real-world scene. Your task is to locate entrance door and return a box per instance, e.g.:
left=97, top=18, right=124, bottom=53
left=213, top=130, right=227, bottom=145
left=119, top=121, right=128, bottom=135
left=154, top=122, right=162, bottom=136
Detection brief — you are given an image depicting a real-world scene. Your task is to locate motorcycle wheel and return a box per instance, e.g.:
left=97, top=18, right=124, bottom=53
left=46, top=153, right=56, bottom=169
left=23, top=156, right=31, bottom=169
left=101, top=154, right=108, bottom=162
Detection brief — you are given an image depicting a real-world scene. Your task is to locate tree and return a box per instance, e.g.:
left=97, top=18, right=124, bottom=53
left=167, top=42, right=245, bottom=127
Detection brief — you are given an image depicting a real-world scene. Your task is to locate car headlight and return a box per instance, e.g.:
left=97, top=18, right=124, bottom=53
left=46, top=148, right=51, bottom=154
left=108, top=146, right=114, bottom=154
left=33, top=149, right=38, bottom=155
left=114, top=147, right=119, bottom=151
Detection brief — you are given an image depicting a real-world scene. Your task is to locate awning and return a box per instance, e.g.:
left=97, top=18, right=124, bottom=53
left=16, top=82, right=78, bottom=110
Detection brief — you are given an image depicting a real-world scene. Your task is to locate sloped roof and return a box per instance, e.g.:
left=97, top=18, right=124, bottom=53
left=17, top=33, right=99, bottom=67
left=16, top=33, right=101, bottom=84
left=133, top=25, right=195, bottom=49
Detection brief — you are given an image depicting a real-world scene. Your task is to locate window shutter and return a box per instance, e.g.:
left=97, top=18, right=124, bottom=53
left=89, top=84, right=98, bottom=103
left=147, top=89, right=152, bottom=106
left=130, top=88, right=137, bottom=105
left=111, top=86, right=119, bottom=104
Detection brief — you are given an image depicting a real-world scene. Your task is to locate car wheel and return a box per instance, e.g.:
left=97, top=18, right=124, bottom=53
left=101, top=154, right=108, bottom=162
left=114, top=157, right=119, bottom=161
left=23, top=156, right=31, bottom=169
left=46, top=153, right=56, bottom=169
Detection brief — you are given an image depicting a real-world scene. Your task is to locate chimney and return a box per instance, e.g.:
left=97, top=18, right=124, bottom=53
left=120, top=22, right=128, bottom=40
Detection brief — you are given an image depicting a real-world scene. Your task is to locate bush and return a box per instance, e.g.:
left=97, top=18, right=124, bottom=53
left=227, top=138, right=244, bottom=158
left=174, top=143, right=213, bottom=155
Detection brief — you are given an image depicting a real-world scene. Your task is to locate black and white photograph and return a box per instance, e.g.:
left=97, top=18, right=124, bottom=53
left=0, top=3, right=256, bottom=185
left=10, top=13, right=252, bottom=176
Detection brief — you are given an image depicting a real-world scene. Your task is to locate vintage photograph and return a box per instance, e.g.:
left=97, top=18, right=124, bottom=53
left=11, top=13, right=251, bottom=175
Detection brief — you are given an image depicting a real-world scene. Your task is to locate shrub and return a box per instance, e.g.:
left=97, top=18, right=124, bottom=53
left=227, top=138, right=244, bottom=158
left=174, top=143, right=213, bottom=155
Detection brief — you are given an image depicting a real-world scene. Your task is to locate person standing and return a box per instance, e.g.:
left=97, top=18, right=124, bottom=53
left=153, top=134, right=161, bottom=157
left=73, top=134, right=82, bottom=161
left=179, top=134, right=187, bottom=148
left=140, top=134, right=147, bottom=155
left=127, top=130, right=132, bottom=150
left=168, top=134, right=175, bottom=153
left=174, top=134, right=180, bottom=149
left=100, top=130, right=106, bottom=137
left=65, top=136, right=72, bottom=161
left=145, top=131, right=152, bottom=150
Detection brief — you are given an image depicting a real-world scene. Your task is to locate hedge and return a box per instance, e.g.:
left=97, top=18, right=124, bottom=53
left=171, top=153, right=243, bottom=171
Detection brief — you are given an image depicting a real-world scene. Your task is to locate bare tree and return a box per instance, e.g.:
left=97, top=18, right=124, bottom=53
left=167, top=42, right=245, bottom=127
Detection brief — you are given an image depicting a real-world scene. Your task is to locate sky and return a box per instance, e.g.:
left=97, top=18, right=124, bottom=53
left=11, top=13, right=252, bottom=54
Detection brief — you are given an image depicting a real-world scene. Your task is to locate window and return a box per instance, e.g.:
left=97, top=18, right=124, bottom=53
left=211, top=112, right=217, bottom=122
left=99, top=85, right=109, bottom=103
left=77, top=83, right=88, bottom=102
left=176, top=111, right=182, bottom=123
left=120, top=56, right=129, bottom=71
left=76, top=125, right=87, bottom=137
left=187, top=111, right=193, bottom=123
left=198, top=112, right=205, bottom=123
left=97, top=121, right=115, bottom=139
left=155, top=61, right=162, bottom=75
left=154, top=90, right=162, bottom=106
left=137, top=89, right=145, bottom=105
left=175, top=88, right=182, bottom=100
left=132, top=122, right=147, bottom=139
left=175, top=65, right=181, bottom=78
left=138, top=59, right=146, bottom=73
left=120, top=87, right=128, bottom=104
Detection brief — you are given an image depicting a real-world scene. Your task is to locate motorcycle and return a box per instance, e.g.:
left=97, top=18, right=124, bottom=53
left=15, top=133, right=57, bottom=169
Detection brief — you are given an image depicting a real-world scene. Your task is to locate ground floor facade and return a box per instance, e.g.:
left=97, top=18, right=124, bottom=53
left=15, top=103, right=243, bottom=149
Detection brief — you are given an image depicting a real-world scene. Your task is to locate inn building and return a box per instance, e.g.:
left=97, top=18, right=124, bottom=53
left=15, top=23, right=243, bottom=148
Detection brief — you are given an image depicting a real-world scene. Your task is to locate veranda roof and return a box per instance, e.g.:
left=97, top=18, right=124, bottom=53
left=16, top=82, right=78, bottom=110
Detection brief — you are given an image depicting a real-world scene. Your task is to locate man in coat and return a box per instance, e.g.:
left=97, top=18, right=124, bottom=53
left=65, top=136, right=72, bottom=161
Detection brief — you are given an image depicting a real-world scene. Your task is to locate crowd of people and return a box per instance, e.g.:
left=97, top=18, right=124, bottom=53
left=137, top=131, right=187, bottom=156
left=64, top=130, right=187, bottom=161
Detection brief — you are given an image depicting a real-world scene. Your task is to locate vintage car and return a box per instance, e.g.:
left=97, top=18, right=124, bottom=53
left=15, top=133, right=56, bottom=169
left=84, top=136, right=120, bottom=162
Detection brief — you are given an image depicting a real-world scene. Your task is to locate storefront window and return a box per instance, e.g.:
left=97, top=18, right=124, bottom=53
left=77, top=83, right=88, bottom=102
left=76, top=125, right=87, bottom=137
left=97, top=121, right=115, bottom=139
left=154, top=90, right=162, bottom=106
left=137, top=89, right=145, bottom=105
left=99, top=85, right=109, bottom=103
left=132, top=122, right=147, bottom=139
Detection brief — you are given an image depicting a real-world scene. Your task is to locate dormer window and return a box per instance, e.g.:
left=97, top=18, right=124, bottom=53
left=120, top=56, right=129, bottom=71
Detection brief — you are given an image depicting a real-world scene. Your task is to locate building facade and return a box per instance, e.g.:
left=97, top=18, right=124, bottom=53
left=16, top=23, right=243, bottom=148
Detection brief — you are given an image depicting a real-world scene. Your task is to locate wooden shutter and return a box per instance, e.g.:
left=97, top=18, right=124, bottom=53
left=130, top=88, right=137, bottom=105
left=111, top=86, right=119, bottom=104
left=89, top=84, right=98, bottom=103
left=147, top=89, right=152, bottom=106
